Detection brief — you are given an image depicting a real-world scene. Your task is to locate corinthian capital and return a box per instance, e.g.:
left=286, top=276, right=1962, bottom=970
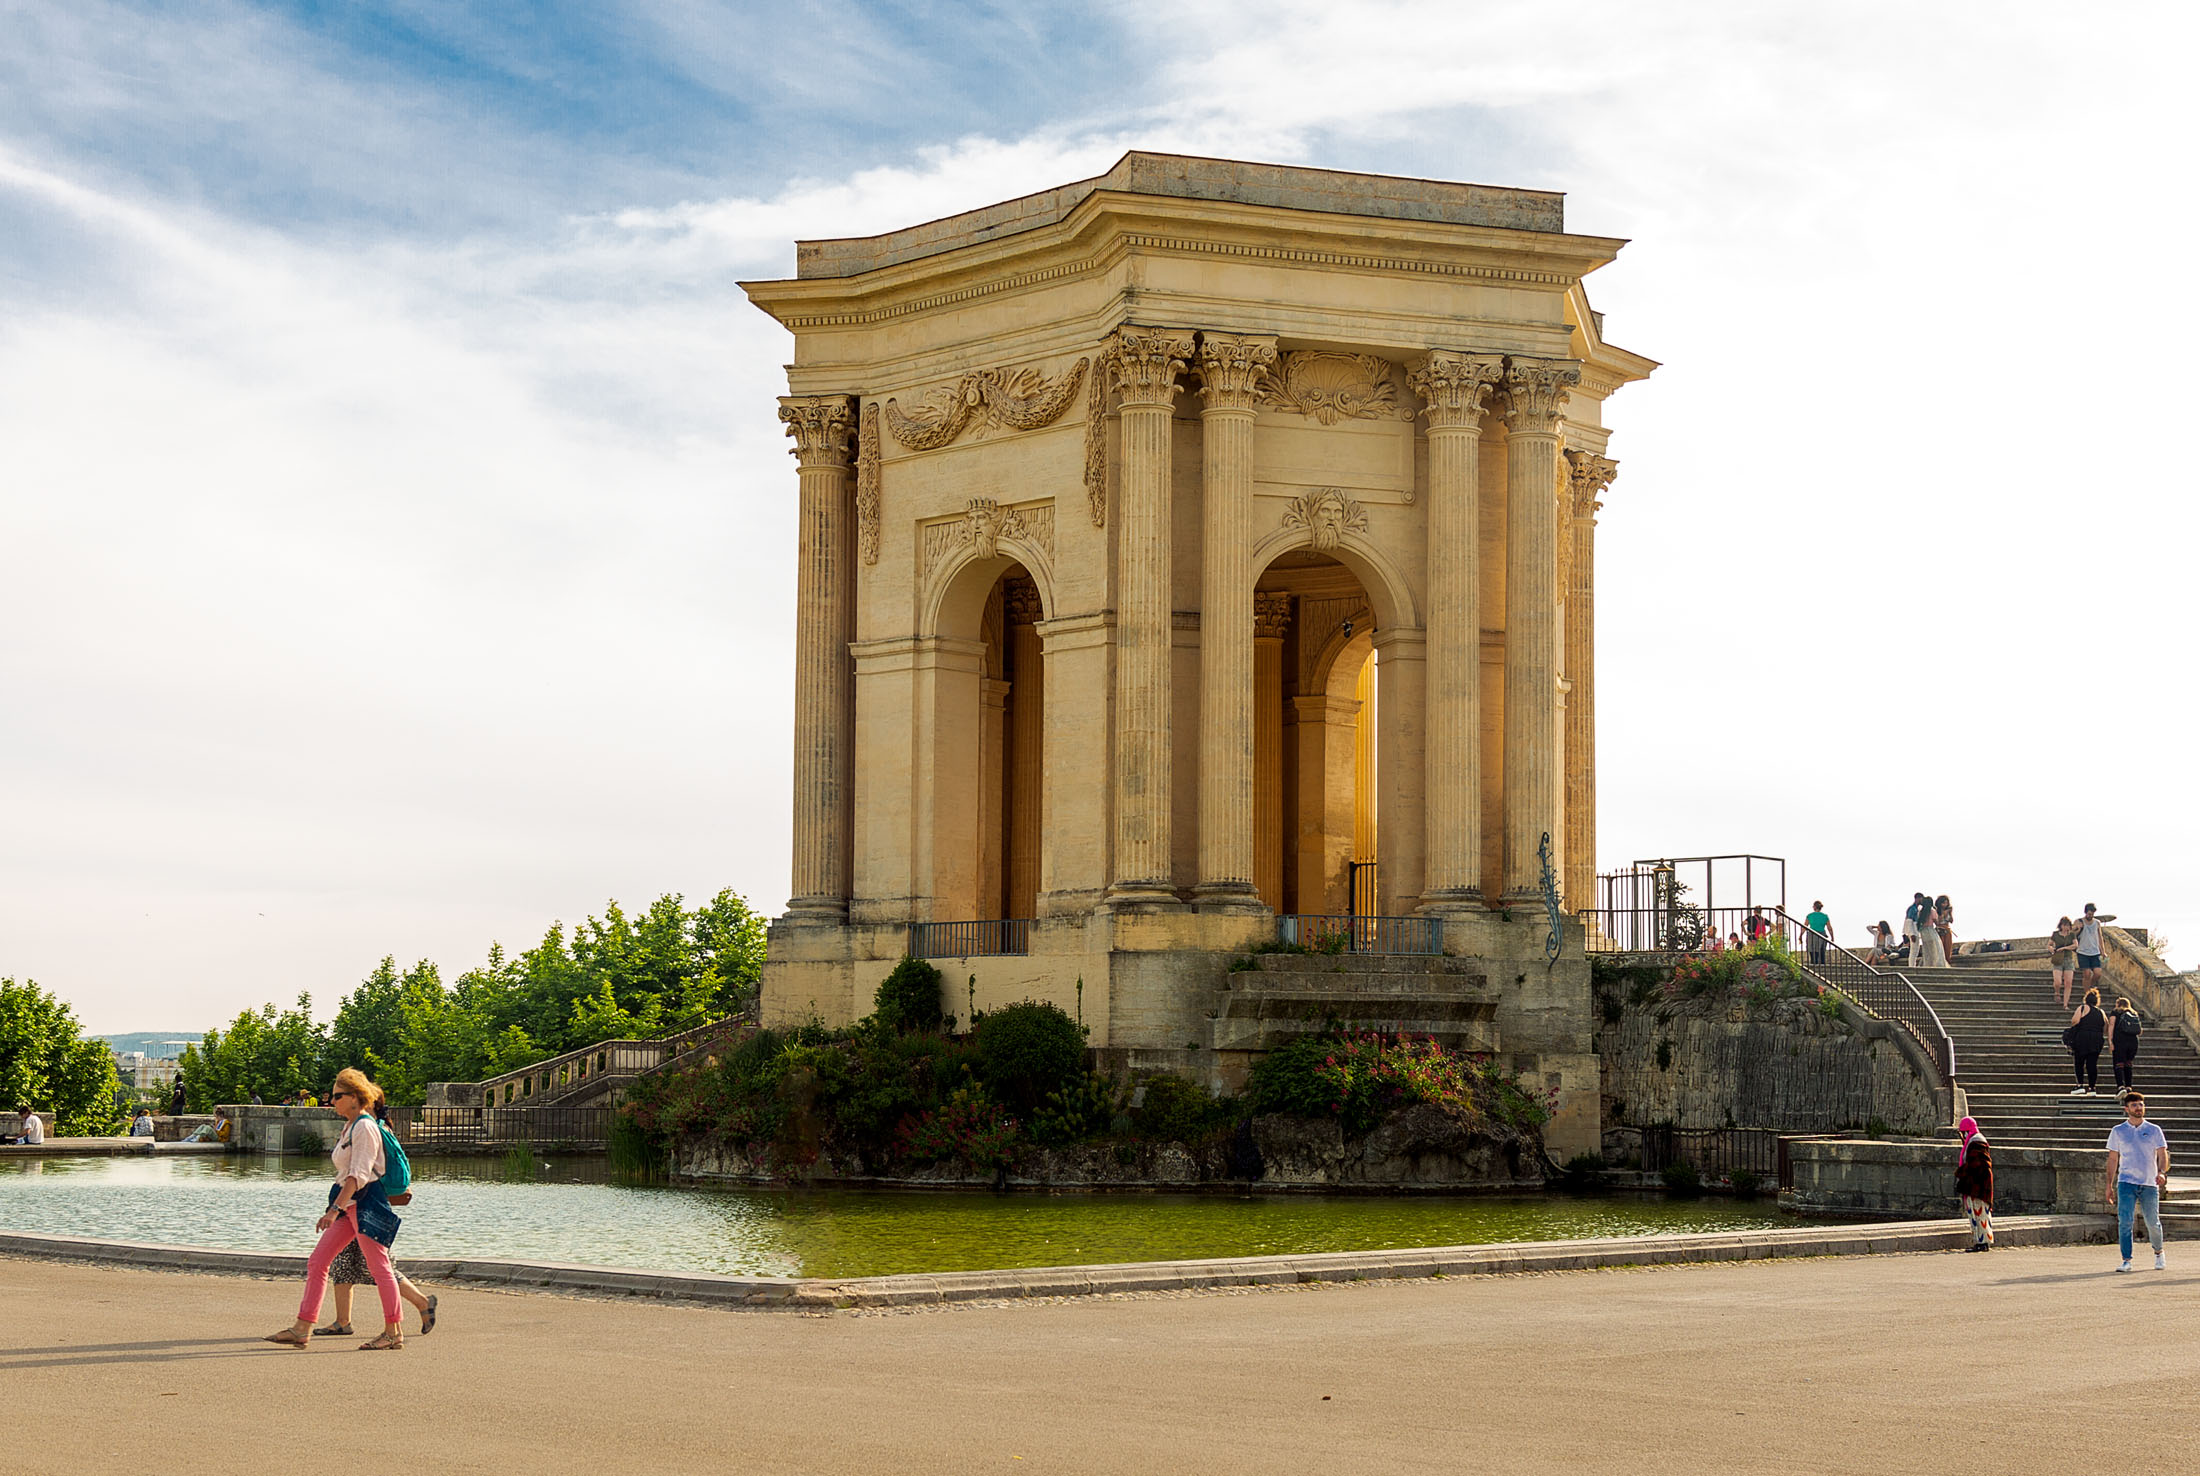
left=778, top=395, right=856, bottom=467
left=1565, top=450, right=1619, bottom=518
left=1408, top=350, right=1506, bottom=431
left=1499, top=357, right=1580, bottom=433
left=1108, top=328, right=1196, bottom=408
left=1196, top=331, right=1279, bottom=412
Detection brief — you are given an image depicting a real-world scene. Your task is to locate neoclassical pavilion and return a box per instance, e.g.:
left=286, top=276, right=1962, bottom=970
left=743, top=155, right=1652, bottom=1155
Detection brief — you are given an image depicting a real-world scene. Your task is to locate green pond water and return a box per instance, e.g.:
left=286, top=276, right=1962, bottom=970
left=0, top=1155, right=1820, bottom=1279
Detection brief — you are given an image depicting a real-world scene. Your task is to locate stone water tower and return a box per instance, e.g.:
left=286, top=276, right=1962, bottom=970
left=741, top=154, right=1653, bottom=1156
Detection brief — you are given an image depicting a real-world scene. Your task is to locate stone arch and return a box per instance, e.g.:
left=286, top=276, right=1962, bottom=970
left=1248, top=522, right=1418, bottom=633
left=921, top=534, right=1055, bottom=640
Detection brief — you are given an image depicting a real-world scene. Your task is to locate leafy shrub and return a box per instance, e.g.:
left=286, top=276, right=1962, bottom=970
left=1666, top=937, right=1806, bottom=1001
left=1660, top=1161, right=1701, bottom=1195
left=1030, top=1071, right=1122, bottom=1146
left=895, top=1086, right=1020, bottom=1170
left=1131, top=1074, right=1235, bottom=1144
left=1730, top=1168, right=1764, bottom=1199
left=976, top=1001, right=1086, bottom=1115
left=1246, top=1030, right=1548, bottom=1138
left=873, top=956, right=945, bottom=1033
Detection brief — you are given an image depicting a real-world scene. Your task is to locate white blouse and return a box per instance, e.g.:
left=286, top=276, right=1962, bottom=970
left=332, top=1115, right=386, bottom=1189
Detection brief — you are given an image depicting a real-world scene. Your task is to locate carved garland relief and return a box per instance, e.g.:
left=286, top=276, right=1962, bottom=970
left=854, top=403, right=882, bottom=565
left=883, top=358, right=1090, bottom=451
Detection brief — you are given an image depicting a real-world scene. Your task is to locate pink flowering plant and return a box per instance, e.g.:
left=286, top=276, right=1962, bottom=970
left=895, top=1086, right=1022, bottom=1171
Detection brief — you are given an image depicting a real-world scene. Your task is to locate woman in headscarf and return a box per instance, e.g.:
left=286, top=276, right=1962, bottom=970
left=262, top=1066, right=406, bottom=1351
left=1954, top=1116, right=1993, bottom=1251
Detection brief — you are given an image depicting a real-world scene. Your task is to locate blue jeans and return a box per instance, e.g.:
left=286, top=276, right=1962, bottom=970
left=2118, top=1180, right=2162, bottom=1260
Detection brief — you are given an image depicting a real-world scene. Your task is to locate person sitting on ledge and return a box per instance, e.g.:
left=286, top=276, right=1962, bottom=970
left=4, top=1106, right=43, bottom=1145
left=130, top=1108, right=156, bottom=1137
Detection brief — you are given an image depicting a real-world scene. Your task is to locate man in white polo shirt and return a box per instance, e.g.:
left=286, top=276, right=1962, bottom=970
left=2107, top=1091, right=2170, bottom=1272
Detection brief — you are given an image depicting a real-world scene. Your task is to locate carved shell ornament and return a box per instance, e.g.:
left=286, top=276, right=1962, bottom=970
left=1281, top=489, right=1369, bottom=552
left=1259, top=352, right=1402, bottom=425
left=884, top=358, right=1090, bottom=451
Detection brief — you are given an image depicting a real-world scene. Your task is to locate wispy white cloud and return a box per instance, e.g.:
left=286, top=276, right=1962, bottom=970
left=4, top=2, right=2196, bottom=1034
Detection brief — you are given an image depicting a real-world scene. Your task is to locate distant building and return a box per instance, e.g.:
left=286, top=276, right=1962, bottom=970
left=111, top=1051, right=181, bottom=1092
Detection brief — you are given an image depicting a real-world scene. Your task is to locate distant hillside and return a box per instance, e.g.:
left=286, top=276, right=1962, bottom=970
left=94, top=1031, right=204, bottom=1057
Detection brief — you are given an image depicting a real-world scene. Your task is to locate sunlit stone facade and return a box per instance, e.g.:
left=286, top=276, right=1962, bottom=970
left=741, top=154, right=1653, bottom=1156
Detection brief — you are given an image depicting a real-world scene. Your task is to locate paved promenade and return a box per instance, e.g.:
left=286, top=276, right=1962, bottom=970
left=7, top=1245, right=2199, bottom=1475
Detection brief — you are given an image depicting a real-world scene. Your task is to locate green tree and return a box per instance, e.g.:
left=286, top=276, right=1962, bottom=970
left=325, top=956, right=407, bottom=1080
left=180, top=995, right=327, bottom=1109
left=0, top=978, right=124, bottom=1135
left=694, top=888, right=767, bottom=1017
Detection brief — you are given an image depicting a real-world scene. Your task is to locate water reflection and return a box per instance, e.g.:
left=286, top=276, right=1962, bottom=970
left=0, top=1156, right=1818, bottom=1279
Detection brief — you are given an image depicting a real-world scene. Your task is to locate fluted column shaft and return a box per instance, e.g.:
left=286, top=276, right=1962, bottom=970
left=1005, top=586, right=1046, bottom=919
left=1108, top=329, right=1195, bottom=901
left=1194, top=332, right=1277, bottom=906
left=779, top=394, right=858, bottom=918
left=1410, top=351, right=1504, bottom=907
left=1563, top=452, right=1617, bottom=910
left=1499, top=359, right=1580, bottom=899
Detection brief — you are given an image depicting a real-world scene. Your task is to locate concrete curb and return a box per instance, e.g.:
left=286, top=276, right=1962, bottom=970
left=0, top=1214, right=2117, bottom=1310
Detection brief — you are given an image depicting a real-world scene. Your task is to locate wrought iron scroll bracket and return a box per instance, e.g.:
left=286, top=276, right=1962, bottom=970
left=1538, top=830, right=1564, bottom=966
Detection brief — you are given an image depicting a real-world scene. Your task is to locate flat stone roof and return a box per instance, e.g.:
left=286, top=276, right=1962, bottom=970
left=795, top=152, right=1567, bottom=279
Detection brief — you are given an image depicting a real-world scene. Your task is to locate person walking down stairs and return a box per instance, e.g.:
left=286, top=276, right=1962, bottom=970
left=2111, top=997, right=2144, bottom=1092
left=1955, top=1117, right=1994, bottom=1252
left=2066, top=989, right=2109, bottom=1096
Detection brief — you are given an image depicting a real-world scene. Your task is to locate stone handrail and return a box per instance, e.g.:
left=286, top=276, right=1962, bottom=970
left=2097, top=927, right=2199, bottom=1054
left=457, top=1014, right=743, bottom=1108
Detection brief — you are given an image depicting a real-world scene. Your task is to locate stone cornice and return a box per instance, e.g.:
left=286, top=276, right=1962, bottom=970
left=743, top=192, right=1626, bottom=334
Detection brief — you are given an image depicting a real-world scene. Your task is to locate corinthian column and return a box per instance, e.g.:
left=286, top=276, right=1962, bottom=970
left=1563, top=451, right=1618, bottom=911
left=778, top=394, right=858, bottom=919
left=1107, top=328, right=1195, bottom=903
left=1498, top=358, right=1580, bottom=900
left=1194, top=331, right=1278, bottom=908
left=1409, top=350, right=1505, bottom=910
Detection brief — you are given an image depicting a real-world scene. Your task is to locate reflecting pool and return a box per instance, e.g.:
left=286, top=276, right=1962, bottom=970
left=0, top=1155, right=1822, bottom=1279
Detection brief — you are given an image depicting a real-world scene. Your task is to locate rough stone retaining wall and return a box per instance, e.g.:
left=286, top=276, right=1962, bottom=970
left=1788, top=1139, right=2105, bottom=1216
left=0, top=1216, right=2114, bottom=1310
left=1595, top=982, right=1945, bottom=1145
left=675, top=1107, right=1542, bottom=1192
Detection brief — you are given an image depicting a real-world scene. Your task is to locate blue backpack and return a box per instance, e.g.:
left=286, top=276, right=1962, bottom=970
left=376, top=1119, right=411, bottom=1195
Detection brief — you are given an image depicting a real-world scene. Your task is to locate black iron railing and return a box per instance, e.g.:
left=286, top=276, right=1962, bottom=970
left=1637, top=1125, right=1781, bottom=1183
left=908, top=919, right=1032, bottom=958
left=384, top=1105, right=612, bottom=1150
left=1778, top=907, right=1957, bottom=1087
left=1276, top=913, right=1443, bottom=956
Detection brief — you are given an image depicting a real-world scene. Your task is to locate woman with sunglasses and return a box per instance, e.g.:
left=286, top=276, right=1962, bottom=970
left=263, top=1067, right=407, bottom=1351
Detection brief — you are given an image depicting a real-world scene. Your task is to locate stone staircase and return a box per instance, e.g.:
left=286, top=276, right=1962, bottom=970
left=1207, top=953, right=1498, bottom=1052
left=1905, top=943, right=2200, bottom=1153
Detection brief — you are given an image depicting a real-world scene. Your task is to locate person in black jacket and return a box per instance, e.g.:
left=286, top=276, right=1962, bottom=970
left=2068, top=989, right=2109, bottom=1096
left=2111, top=996, right=2144, bottom=1092
left=1954, top=1116, right=1994, bottom=1251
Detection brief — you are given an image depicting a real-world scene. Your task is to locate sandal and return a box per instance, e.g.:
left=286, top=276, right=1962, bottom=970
left=358, top=1331, right=405, bottom=1352
left=262, top=1327, right=310, bottom=1348
left=312, top=1323, right=354, bottom=1337
left=419, top=1294, right=438, bottom=1336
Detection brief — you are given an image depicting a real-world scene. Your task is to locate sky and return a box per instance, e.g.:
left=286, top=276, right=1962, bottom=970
left=3, top=1, right=2194, bottom=1036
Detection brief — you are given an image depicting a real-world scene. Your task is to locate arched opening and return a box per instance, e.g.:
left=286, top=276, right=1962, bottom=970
left=1253, top=549, right=1379, bottom=917
left=928, top=556, right=1046, bottom=923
